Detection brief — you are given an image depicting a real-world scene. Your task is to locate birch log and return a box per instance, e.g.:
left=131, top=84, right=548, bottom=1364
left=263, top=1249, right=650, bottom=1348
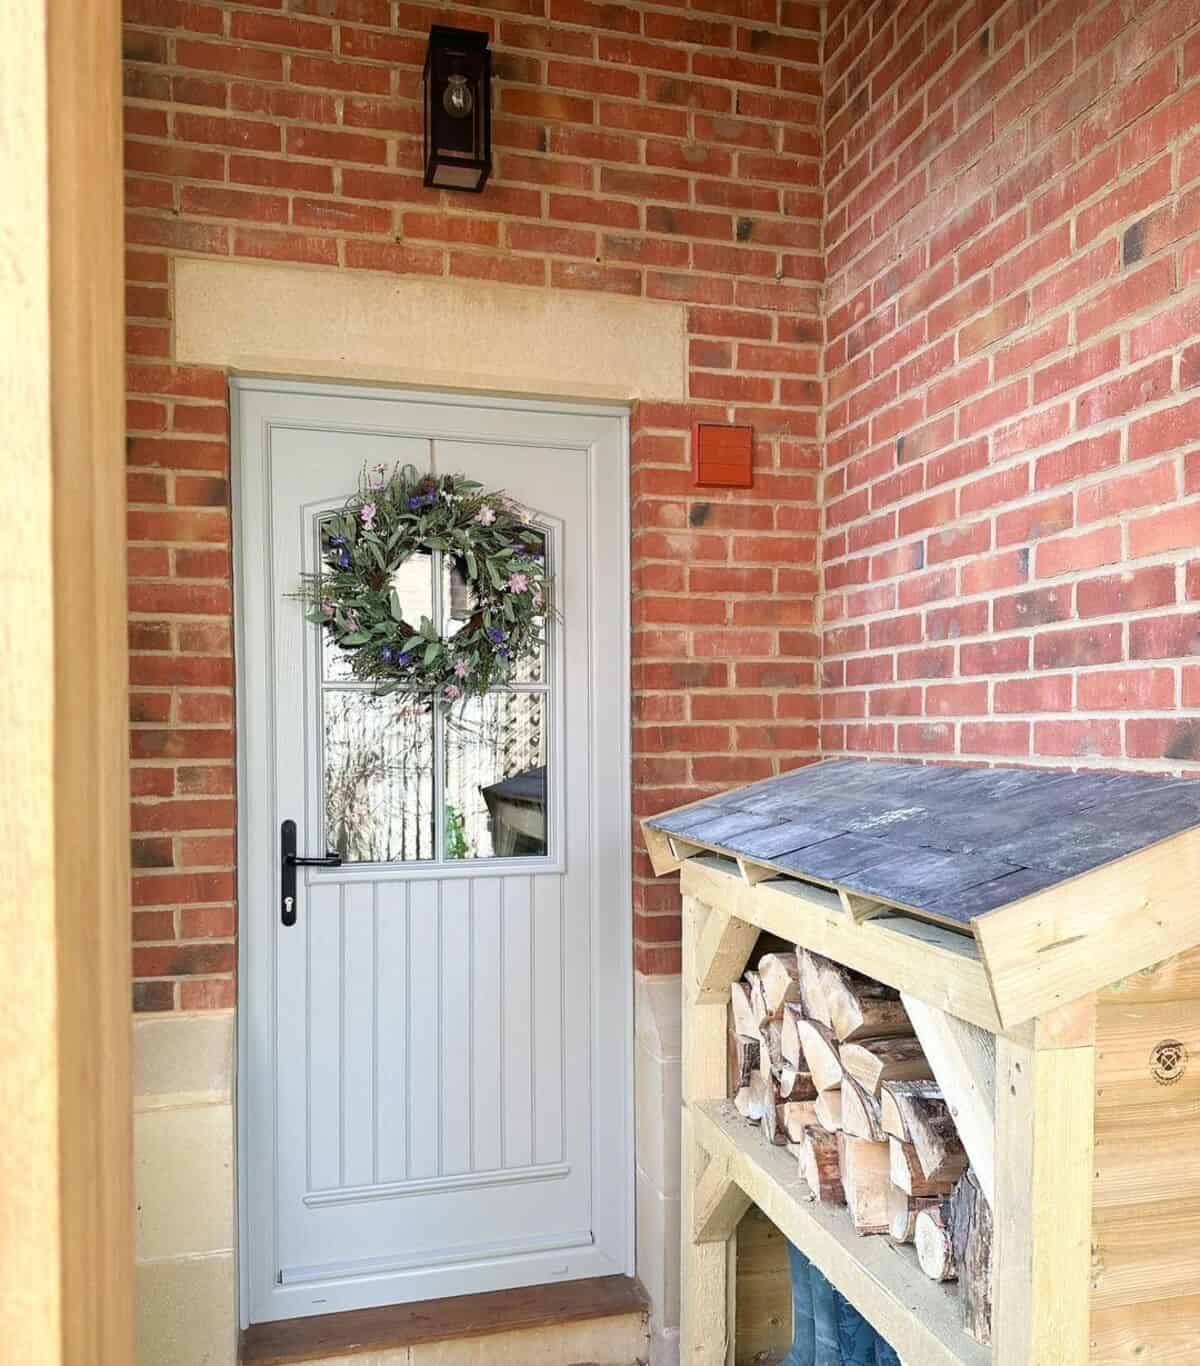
left=951, top=1168, right=992, bottom=1344
left=731, top=979, right=759, bottom=1040
left=776, top=1065, right=817, bottom=1102
left=796, top=1019, right=843, bottom=1092
left=780, top=1001, right=805, bottom=1070
left=881, top=1080, right=966, bottom=1184
left=889, top=1137, right=955, bottom=1198
left=888, top=1186, right=941, bottom=1244
left=797, top=949, right=833, bottom=1027
left=840, top=1135, right=891, bottom=1235
left=840, top=1037, right=932, bottom=1095
left=821, top=962, right=911, bottom=1043
left=728, top=1029, right=759, bottom=1092
left=758, top=951, right=800, bottom=1017
left=814, top=1089, right=842, bottom=1133
left=839, top=1075, right=885, bottom=1142
left=798, top=1126, right=844, bottom=1203
left=780, top=1100, right=818, bottom=1143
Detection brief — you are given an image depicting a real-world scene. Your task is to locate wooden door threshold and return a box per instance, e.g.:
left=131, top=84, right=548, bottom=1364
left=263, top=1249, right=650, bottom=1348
left=239, top=1275, right=649, bottom=1366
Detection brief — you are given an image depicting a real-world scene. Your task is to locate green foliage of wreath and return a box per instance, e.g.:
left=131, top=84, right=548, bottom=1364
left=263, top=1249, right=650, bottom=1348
left=298, top=463, right=552, bottom=705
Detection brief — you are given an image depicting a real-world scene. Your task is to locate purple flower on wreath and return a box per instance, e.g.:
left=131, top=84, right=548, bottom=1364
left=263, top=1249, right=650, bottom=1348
left=506, top=572, right=529, bottom=594
left=359, top=501, right=377, bottom=529
left=336, top=549, right=352, bottom=570
left=397, top=652, right=411, bottom=667
left=487, top=627, right=507, bottom=646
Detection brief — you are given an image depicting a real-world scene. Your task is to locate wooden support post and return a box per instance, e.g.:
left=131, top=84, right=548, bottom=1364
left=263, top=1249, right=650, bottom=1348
left=991, top=1037, right=1094, bottom=1366
left=682, top=894, right=737, bottom=1365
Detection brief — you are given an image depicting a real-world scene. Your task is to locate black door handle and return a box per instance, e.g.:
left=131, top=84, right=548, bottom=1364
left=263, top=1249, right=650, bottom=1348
left=280, top=819, right=343, bottom=927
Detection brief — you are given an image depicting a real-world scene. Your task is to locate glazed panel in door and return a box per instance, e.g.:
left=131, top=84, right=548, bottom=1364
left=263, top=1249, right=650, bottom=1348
left=235, top=385, right=631, bottom=1323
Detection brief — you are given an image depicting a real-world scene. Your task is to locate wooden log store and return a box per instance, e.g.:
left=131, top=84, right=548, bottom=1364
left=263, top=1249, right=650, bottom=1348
left=642, top=758, right=1200, bottom=1366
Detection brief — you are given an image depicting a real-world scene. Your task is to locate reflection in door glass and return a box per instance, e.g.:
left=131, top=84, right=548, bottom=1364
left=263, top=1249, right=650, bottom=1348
left=323, top=691, right=435, bottom=861
left=440, top=531, right=547, bottom=682
left=444, top=694, right=547, bottom=859
left=322, top=546, right=435, bottom=682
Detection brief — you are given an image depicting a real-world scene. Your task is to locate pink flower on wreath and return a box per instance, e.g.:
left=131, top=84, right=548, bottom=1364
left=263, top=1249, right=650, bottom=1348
left=359, top=501, right=377, bottom=528
left=453, top=660, right=469, bottom=678
left=506, top=572, right=529, bottom=594
left=443, top=683, right=462, bottom=702
left=475, top=505, right=497, bottom=526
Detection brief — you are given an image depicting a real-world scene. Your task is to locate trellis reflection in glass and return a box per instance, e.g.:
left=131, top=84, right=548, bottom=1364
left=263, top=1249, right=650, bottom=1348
left=319, top=525, right=549, bottom=863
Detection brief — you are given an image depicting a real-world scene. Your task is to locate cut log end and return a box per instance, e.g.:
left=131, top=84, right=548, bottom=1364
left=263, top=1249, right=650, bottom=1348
left=915, top=1207, right=956, bottom=1282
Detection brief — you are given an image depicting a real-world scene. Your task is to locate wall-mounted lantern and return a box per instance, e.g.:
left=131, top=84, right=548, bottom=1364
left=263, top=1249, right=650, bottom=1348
left=423, top=25, right=491, bottom=193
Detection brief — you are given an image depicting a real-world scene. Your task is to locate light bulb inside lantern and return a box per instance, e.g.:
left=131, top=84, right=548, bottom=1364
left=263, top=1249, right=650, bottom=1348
left=443, top=74, right=473, bottom=119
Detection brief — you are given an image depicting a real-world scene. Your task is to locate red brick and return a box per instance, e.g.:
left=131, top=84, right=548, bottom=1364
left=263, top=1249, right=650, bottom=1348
left=1076, top=257, right=1175, bottom=343
left=1034, top=337, right=1121, bottom=404
left=1034, top=624, right=1124, bottom=670
left=1079, top=461, right=1177, bottom=525
left=230, top=154, right=334, bottom=194
left=960, top=638, right=1030, bottom=675
left=1034, top=433, right=1122, bottom=490
left=174, top=111, right=279, bottom=151
left=1126, top=718, right=1200, bottom=762
left=1129, top=397, right=1200, bottom=461
left=1035, top=719, right=1122, bottom=758
left=175, top=38, right=284, bottom=80
left=1078, top=668, right=1175, bottom=710
left=962, top=722, right=1031, bottom=756
left=229, top=11, right=333, bottom=49
left=286, top=126, right=387, bottom=165
left=1130, top=503, right=1200, bottom=559
left=995, top=675, right=1074, bottom=713
left=1076, top=155, right=1173, bottom=247
left=997, top=495, right=1074, bottom=547
left=180, top=185, right=287, bottom=224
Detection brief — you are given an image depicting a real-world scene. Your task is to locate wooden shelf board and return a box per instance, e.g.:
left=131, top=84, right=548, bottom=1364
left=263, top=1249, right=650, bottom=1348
left=692, top=1100, right=991, bottom=1366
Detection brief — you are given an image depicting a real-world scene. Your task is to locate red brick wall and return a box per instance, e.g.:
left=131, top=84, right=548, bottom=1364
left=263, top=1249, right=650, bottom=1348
left=122, top=0, right=823, bottom=1007
left=820, top=0, right=1200, bottom=768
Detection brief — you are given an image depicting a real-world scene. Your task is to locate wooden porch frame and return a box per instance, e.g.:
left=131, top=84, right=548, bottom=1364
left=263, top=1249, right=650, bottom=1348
left=1, top=2, right=132, bottom=1361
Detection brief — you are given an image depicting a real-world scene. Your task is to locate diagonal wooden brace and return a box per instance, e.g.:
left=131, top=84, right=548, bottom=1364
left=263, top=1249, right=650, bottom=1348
left=692, top=1151, right=752, bottom=1245
left=694, top=906, right=760, bottom=1004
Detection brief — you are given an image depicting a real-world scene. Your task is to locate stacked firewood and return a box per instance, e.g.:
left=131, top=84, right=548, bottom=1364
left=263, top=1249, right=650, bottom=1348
left=729, top=946, right=992, bottom=1346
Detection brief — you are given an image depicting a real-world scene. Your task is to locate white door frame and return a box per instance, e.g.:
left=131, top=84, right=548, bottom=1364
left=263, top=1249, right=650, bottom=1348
left=230, top=376, right=634, bottom=1327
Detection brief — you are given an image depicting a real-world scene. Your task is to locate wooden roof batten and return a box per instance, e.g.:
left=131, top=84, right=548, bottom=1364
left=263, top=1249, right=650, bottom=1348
left=643, top=758, right=1200, bottom=1030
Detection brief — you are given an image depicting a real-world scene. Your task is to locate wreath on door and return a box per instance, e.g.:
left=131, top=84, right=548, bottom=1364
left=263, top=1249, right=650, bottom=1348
left=297, top=463, right=552, bottom=705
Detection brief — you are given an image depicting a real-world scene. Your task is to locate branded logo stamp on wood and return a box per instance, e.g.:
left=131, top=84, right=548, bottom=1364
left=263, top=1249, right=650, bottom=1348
left=1151, top=1040, right=1188, bottom=1086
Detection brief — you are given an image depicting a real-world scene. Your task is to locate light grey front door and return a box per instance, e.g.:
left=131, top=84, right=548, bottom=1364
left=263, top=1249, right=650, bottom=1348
left=234, top=381, right=632, bottom=1323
